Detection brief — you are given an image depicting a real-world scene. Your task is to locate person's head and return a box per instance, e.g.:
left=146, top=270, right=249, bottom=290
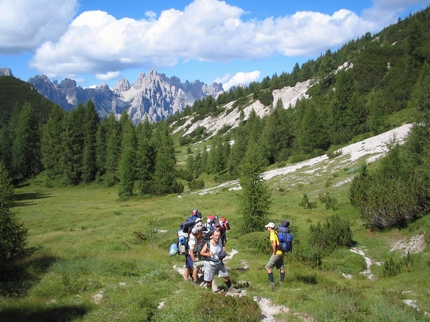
left=265, top=222, right=275, bottom=231
left=192, top=209, right=198, bottom=216
left=212, top=229, right=222, bottom=241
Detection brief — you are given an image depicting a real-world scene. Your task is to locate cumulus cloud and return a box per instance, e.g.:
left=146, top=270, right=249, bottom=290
left=216, top=71, right=261, bottom=91
left=25, top=0, right=428, bottom=79
left=0, top=0, right=77, bottom=54
left=96, top=71, right=120, bottom=81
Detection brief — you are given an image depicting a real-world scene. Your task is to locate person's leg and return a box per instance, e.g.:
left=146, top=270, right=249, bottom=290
left=277, top=256, right=285, bottom=285
left=265, top=255, right=276, bottom=289
left=218, top=265, right=240, bottom=293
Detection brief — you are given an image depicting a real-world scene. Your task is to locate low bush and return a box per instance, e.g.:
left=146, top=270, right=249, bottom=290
left=238, top=232, right=269, bottom=254
left=308, top=214, right=353, bottom=255
left=299, top=193, right=317, bottom=209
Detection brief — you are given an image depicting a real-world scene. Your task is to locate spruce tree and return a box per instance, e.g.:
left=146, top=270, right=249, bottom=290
left=64, top=104, right=86, bottom=185
left=11, top=102, right=41, bottom=179
left=118, top=115, right=136, bottom=197
left=153, top=123, right=182, bottom=194
left=237, top=141, right=271, bottom=233
left=135, top=120, right=156, bottom=194
left=0, top=162, right=28, bottom=260
left=104, top=114, right=121, bottom=186
left=82, top=101, right=100, bottom=183
left=41, top=105, right=67, bottom=176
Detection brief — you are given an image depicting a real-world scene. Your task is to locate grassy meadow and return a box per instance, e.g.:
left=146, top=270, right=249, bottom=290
left=1, top=149, right=430, bottom=321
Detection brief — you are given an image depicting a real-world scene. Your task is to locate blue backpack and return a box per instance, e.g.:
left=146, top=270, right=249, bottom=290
left=277, top=221, right=293, bottom=253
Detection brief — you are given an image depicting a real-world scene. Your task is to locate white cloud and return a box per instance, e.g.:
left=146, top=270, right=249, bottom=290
left=217, top=71, right=261, bottom=91
left=27, top=0, right=428, bottom=79
left=363, top=0, right=428, bottom=24
left=0, top=0, right=77, bottom=54
left=96, top=71, right=120, bottom=81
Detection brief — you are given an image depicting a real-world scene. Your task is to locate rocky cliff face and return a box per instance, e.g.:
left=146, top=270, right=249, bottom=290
left=27, top=69, right=224, bottom=123
left=0, top=68, right=14, bottom=77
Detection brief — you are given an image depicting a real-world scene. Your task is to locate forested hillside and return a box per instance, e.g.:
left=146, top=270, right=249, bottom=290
left=0, top=7, right=429, bottom=202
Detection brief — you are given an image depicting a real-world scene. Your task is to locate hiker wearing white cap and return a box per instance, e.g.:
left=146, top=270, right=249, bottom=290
left=264, top=222, right=285, bottom=290
left=185, top=226, right=202, bottom=283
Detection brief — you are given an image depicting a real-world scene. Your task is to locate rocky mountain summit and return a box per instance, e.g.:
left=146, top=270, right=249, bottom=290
left=26, top=69, right=224, bottom=123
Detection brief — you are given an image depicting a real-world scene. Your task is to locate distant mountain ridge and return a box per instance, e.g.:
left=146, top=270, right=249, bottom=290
left=9, top=69, right=224, bottom=123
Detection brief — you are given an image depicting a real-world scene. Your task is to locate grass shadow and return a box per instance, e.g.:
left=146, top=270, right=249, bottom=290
left=0, top=306, right=88, bottom=322
left=0, top=250, right=57, bottom=298
left=13, top=192, right=51, bottom=207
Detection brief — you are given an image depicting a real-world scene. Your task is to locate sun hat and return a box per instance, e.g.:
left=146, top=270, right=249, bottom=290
left=265, top=222, right=275, bottom=228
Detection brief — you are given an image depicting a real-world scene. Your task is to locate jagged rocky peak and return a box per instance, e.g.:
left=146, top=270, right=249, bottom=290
left=0, top=67, right=13, bottom=77
left=59, top=78, right=77, bottom=89
left=113, top=78, right=130, bottom=93
left=96, top=82, right=110, bottom=90
left=28, top=74, right=52, bottom=85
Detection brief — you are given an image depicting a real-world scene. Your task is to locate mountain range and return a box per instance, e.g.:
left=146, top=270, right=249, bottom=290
left=0, top=67, right=224, bottom=123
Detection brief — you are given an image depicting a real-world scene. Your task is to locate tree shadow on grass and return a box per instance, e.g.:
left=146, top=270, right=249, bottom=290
left=0, top=305, right=88, bottom=322
left=0, top=249, right=56, bottom=298
left=13, top=192, right=51, bottom=207
left=0, top=250, right=92, bottom=321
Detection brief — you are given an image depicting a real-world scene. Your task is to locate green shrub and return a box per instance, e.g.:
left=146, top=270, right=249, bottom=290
left=349, top=163, right=429, bottom=230
left=238, top=232, right=269, bottom=254
left=188, top=179, right=205, bottom=190
left=292, top=244, right=323, bottom=269
left=383, top=252, right=414, bottom=277
left=319, top=192, right=339, bottom=210
left=308, top=214, right=353, bottom=254
left=299, top=193, right=317, bottom=209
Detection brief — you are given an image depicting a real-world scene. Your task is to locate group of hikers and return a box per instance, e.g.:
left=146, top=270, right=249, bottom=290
left=170, top=209, right=293, bottom=293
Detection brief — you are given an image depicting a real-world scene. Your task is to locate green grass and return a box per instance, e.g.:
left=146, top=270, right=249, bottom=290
left=1, top=148, right=430, bottom=321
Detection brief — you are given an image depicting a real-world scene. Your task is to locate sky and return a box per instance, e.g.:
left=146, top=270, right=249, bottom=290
left=0, top=0, right=429, bottom=91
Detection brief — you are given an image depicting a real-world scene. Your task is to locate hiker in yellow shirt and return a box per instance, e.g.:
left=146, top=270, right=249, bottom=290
left=264, top=222, right=285, bottom=290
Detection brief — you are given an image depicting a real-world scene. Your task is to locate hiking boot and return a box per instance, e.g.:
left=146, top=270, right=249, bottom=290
left=278, top=281, right=283, bottom=286
left=228, top=286, right=241, bottom=293
left=213, top=288, right=224, bottom=294
left=270, top=282, right=275, bottom=290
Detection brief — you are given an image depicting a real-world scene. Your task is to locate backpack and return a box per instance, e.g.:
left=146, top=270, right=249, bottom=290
left=277, top=223, right=293, bottom=253
left=196, top=229, right=212, bottom=260
left=177, top=230, right=189, bottom=255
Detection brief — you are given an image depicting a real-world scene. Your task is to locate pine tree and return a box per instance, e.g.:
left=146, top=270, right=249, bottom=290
left=82, top=101, right=100, bottom=183
left=41, top=105, right=67, bottom=176
left=118, top=115, right=136, bottom=197
left=11, top=102, right=41, bottom=179
left=135, top=120, right=156, bottom=194
left=237, top=141, right=271, bottom=233
left=64, top=104, right=86, bottom=185
left=297, top=101, right=330, bottom=156
left=104, top=114, right=121, bottom=186
left=0, top=162, right=28, bottom=260
left=0, top=162, right=14, bottom=209
left=153, top=123, right=183, bottom=194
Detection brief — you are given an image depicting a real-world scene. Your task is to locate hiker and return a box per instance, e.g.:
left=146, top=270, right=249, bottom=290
left=264, top=222, right=285, bottom=290
left=186, top=226, right=203, bottom=284
left=186, top=209, right=202, bottom=223
left=200, top=229, right=239, bottom=293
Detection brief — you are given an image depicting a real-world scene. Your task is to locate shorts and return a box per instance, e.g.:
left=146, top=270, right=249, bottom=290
left=185, top=255, right=194, bottom=269
left=203, top=261, right=228, bottom=281
left=265, top=254, right=284, bottom=270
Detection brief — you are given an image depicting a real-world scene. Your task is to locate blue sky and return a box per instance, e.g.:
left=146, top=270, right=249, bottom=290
left=1, top=0, right=428, bottom=90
